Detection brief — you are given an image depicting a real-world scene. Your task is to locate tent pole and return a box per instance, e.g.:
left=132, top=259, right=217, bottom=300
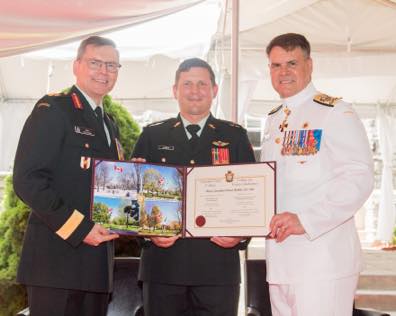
left=231, top=0, right=239, bottom=123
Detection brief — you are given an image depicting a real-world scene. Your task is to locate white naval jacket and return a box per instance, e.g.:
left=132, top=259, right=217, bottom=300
left=261, top=83, right=374, bottom=284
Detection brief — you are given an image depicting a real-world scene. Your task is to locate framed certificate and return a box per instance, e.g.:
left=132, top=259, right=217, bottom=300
left=90, top=159, right=276, bottom=237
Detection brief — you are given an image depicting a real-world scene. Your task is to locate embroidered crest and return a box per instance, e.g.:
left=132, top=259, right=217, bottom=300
left=225, top=170, right=234, bottom=182
left=212, top=141, right=229, bottom=147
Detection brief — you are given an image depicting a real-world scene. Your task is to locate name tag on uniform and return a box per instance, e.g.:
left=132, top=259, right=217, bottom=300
left=74, top=126, right=95, bottom=137
left=158, top=145, right=174, bottom=151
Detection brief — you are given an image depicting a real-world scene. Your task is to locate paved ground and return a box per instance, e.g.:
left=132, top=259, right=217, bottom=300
left=362, top=248, right=396, bottom=275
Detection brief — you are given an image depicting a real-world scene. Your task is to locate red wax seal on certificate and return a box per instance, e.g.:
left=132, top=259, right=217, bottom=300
left=195, top=215, right=206, bottom=227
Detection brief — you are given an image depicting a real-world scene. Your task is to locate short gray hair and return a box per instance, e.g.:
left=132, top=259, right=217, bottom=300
left=76, top=36, right=118, bottom=60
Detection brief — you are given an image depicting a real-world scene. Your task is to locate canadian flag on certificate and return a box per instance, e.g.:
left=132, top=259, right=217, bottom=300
left=114, top=165, right=123, bottom=172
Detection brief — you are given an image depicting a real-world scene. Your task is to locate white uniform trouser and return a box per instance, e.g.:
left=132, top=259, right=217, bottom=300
left=269, top=275, right=359, bottom=316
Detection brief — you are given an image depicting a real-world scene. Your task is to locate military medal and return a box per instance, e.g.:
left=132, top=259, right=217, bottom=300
left=80, top=156, right=91, bottom=169
left=279, top=107, right=291, bottom=132
left=212, top=147, right=229, bottom=165
left=115, top=138, right=125, bottom=160
left=281, top=129, right=322, bottom=156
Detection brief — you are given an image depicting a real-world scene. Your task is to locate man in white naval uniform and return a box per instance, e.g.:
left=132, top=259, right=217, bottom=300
left=261, top=33, right=374, bottom=316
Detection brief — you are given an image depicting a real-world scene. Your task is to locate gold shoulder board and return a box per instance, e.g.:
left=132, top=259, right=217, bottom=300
left=313, top=93, right=342, bottom=107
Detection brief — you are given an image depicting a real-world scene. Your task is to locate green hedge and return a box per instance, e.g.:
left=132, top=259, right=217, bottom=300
left=0, top=94, right=140, bottom=316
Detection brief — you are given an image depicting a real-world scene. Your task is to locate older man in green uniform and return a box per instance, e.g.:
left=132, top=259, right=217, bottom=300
left=13, top=36, right=122, bottom=316
left=132, top=58, right=255, bottom=316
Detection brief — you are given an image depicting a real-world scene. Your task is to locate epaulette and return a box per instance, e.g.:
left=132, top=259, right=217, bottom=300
left=216, top=118, right=243, bottom=129
left=268, top=104, right=282, bottom=115
left=313, top=93, right=341, bottom=107
left=227, top=122, right=242, bottom=128
left=146, top=118, right=176, bottom=128
left=47, top=91, right=67, bottom=97
left=37, top=102, right=51, bottom=108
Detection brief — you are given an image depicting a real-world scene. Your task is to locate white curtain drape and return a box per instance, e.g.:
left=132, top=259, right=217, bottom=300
left=376, top=104, right=396, bottom=242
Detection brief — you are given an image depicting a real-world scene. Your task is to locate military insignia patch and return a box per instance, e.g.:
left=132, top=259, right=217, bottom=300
left=313, top=93, right=341, bottom=107
left=158, top=145, right=174, bottom=151
left=47, top=92, right=63, bottom=97
left=211, top=147, right=230, bottom=165
left=212, top=141, right=229, bottom=147
left=74, top=126, right=95, bottom=136
left=80, top=156, right=91, bottom=169
left=208, top=123, right=216, bottom=129
left=71, top=93, right=83, bottom=110
left=37, top=102, right=50, bottom=108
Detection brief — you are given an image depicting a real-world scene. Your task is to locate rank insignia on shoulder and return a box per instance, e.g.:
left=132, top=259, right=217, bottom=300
left=229, top=122, right=242, bottom=128
left=212, top=140, right=229, bottom=147
left=313, top=93, right=341, bottom=107
left=71, top=93, right=83, bottom=110
left=268, top=104, right=282, bottom=115
left=147, top=119, right=169, bottom=128
left=173, top=121, right=181, bottom=128
left=47, top=92, right=63, bottom=97
left=208, top=123, right=216, bottom=129
left=37, top=102, right=50, bottom=108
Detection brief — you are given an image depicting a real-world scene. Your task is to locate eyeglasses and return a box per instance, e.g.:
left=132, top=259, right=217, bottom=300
left=83, top=58, right=121, bottom=73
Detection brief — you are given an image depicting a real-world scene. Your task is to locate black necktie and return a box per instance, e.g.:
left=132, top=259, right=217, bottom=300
left=94, top=106, right=104, bottom=126
left=94, top=106, right=109, bottom=144
left=186, top=124, right=201, bottom=150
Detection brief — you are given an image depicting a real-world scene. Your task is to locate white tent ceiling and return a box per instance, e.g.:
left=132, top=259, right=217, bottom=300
left=217, top=0, right=396, bottom=107
left=1, top=0, right=396, bottom=104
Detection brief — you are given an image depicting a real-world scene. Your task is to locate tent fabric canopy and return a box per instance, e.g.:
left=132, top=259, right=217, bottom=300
left=0, top=0, right=204, bottom=58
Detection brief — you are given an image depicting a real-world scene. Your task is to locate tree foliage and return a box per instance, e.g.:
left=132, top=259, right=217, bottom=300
left=103, top=94, right=140, bottom=159
left=0, top=93, right=141, bottom=316
left=0, top=175, right=29, bottom=316
left=92, top=203, right=111, bottom=224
